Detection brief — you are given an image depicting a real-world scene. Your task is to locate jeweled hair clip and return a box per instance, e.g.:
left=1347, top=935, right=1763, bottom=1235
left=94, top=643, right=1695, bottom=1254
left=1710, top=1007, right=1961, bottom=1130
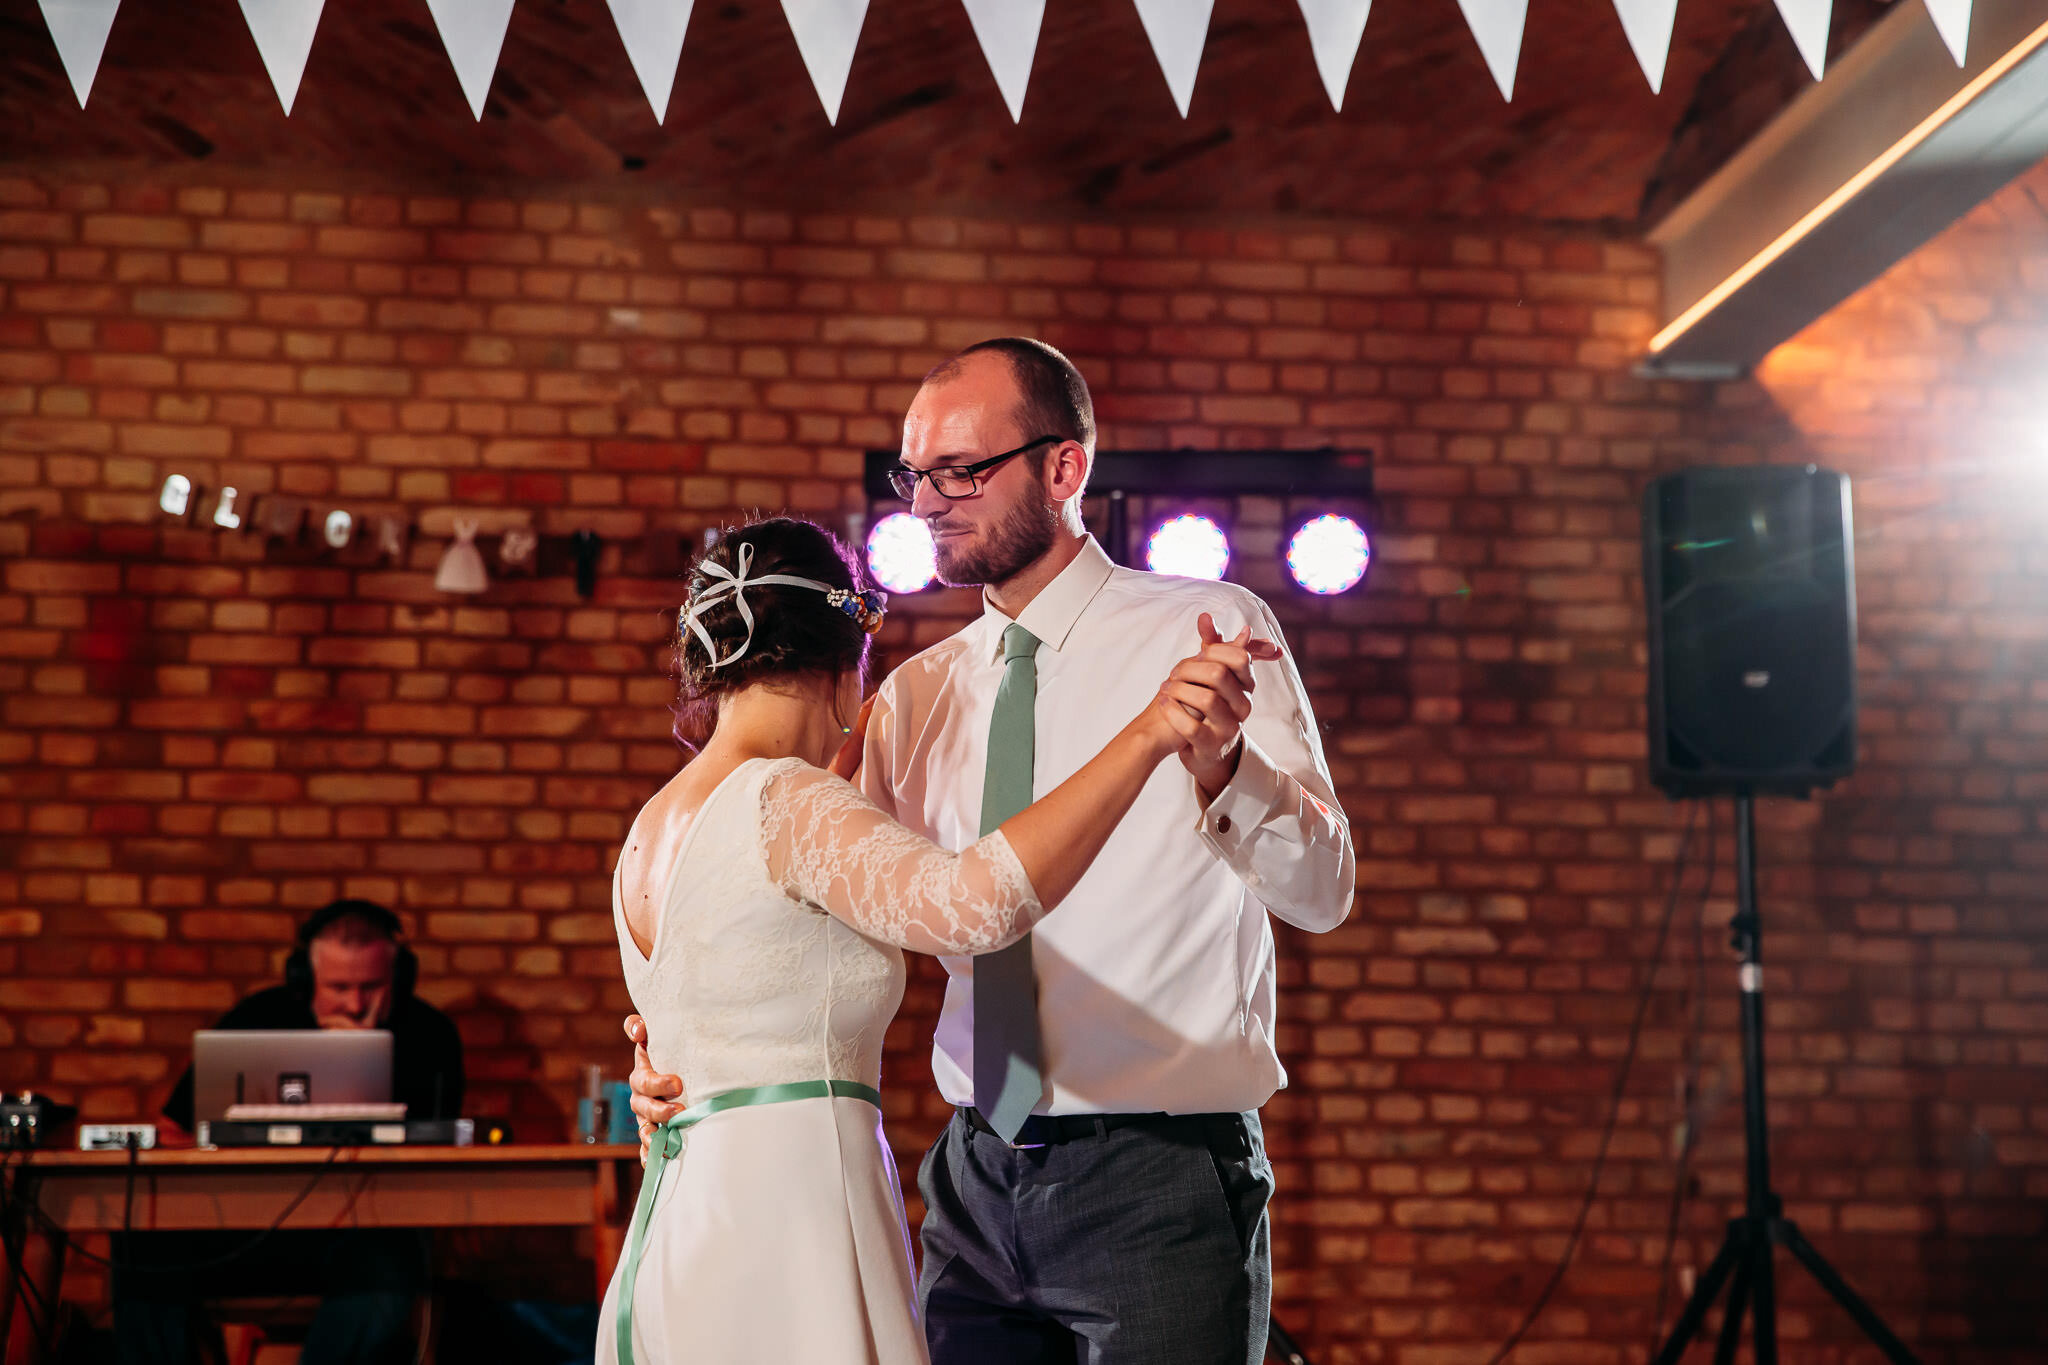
left=826, top=588, right=889, bottom=635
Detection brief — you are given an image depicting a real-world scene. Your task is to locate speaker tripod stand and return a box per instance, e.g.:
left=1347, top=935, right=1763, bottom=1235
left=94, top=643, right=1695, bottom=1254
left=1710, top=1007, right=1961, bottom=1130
left=1652, top=792, right=1919, bottom=1365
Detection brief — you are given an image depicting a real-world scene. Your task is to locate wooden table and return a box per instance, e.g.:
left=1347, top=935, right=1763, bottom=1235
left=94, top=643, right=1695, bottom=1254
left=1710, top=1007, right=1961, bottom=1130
left=2, top=1143, right=641, bottom=1365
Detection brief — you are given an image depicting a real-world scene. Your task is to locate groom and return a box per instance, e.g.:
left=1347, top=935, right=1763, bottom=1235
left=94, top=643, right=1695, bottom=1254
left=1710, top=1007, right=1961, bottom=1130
left=629, top=338, right=1354, bottom=1363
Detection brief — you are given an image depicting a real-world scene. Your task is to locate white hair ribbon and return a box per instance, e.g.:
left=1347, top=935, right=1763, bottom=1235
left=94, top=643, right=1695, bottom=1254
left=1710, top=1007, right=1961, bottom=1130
left=679, top=541, right=887, bottom=669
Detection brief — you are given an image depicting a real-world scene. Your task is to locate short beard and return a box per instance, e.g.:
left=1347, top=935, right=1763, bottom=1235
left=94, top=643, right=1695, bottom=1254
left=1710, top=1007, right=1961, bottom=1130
left=934, top=494, right=1061, bottom=589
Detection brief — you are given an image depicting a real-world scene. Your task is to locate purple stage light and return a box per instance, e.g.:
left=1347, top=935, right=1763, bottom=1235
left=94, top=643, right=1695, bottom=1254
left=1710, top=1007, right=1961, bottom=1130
left=866, top=513, right=936, bottom=593
left=1146, top=515, right=1230, bottom=581
left=1286, top=514, right=1370, bottom=594
left=864, top=511, right=937, bottom=593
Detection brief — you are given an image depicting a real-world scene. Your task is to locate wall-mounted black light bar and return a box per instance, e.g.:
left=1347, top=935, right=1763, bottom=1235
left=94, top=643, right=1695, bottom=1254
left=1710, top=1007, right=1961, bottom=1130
left=860, top=446, right=1376, bottom=586
left=862, top=447, right=1373, bottom=503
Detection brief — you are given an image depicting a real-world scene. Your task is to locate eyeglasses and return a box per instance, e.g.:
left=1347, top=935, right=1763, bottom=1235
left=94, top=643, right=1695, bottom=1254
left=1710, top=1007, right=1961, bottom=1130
left=887, top=435, right=1062, bottom=502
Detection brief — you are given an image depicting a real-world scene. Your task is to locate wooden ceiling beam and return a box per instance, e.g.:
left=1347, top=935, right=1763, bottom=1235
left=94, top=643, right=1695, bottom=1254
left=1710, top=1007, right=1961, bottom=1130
left=1642, top=0, right=2048, bottom=378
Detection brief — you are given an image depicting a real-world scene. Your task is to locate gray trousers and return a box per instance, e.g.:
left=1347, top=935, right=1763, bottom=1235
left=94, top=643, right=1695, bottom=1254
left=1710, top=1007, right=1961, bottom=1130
left=917, top=1108, right=1274, bottom=1365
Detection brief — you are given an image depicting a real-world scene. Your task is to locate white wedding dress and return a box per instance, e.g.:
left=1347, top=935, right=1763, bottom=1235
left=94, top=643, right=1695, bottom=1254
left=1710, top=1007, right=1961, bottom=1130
left=597, top=756, right=1045, bottom=1365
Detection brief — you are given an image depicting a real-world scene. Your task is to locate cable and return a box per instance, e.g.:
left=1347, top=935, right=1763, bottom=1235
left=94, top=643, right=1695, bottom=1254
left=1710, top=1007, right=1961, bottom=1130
left=1479, top=798, right=1701, bottom=1365
left=1266, top=1315, right=1314, bottom=1365
left=19, top=1144, right=348, bottom=1275
left=0, top=1146, right=59, bottom=1361
left=1648, top=797, right=1720, bottom=1348
left=123, top=1135, right=138, bottom=1242
left=1, top=1147, right=29, bottom=1342
left=1, top=1147, right=49, bottom=1343
left=412, top=1289, right=434, bottom=1365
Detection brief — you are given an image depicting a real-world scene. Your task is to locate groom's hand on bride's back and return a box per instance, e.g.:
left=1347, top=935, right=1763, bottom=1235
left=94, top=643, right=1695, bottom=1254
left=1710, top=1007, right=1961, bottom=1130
left=624, top=1013, right=684, bottom=1166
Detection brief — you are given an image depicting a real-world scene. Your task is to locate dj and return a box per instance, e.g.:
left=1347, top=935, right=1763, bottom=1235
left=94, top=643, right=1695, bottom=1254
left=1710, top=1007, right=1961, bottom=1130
left=118, top=899, right=466, bottom=1365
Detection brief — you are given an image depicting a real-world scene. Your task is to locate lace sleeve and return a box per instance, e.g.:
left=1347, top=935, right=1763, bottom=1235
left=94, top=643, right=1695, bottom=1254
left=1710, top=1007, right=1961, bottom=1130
left=759, top=759, right=1046, bottom=955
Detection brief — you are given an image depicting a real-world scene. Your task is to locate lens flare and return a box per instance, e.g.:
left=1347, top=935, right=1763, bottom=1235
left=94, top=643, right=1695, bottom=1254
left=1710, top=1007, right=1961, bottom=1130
left=865, top=513, right=936, bottom=593
left=1145, top=515, right=1230, bottom=581
left=1286, top=515, right=1370, bottom=594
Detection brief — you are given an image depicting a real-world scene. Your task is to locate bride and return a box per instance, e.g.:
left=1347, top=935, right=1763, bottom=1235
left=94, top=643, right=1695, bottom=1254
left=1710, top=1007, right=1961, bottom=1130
left=596, top=516, right=1264, bottom=1365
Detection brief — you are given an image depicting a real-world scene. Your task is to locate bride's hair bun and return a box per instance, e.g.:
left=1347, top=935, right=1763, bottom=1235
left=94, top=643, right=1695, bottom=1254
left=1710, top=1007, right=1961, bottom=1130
left=674, top=517, right=875, bottom=710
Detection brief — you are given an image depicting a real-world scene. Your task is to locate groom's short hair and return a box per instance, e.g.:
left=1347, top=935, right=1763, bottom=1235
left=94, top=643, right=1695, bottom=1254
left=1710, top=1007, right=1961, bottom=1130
left=927, top=338, right=1096, bottom=457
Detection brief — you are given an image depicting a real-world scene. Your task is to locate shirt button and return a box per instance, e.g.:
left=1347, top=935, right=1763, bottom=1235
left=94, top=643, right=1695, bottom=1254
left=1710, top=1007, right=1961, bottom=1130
left=1216, top=815, right=1232, bottom=834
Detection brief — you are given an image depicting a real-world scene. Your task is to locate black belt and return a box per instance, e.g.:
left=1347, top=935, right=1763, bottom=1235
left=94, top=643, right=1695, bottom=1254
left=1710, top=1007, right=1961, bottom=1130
left=960, top=1106, right=1235, bottom=1148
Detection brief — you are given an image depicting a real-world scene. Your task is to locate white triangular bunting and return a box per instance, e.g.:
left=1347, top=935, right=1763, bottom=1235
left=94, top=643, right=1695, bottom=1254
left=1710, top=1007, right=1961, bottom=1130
left=1612, top=0, right=1677, bottom=94
left=1924, top=0, right=1970, bottom=65
left=781, top=0, right=868, bottom=125
left=1455, top=0, right=1527, bottom=101
left=1295, top=0, right=1371, bottom=111
left=425, top=0, right=517, bottom=121
left=604, top=0, right=696, bottom=123
left=961, top=0, right=1044, bottom=122
left=1132, top=0, right=1214, bottom=118
left=36, top=0, right=123, bottom=108
left=237, top=0, right=327, bottom=116
left=1774, top=0, right=1831, bottom=80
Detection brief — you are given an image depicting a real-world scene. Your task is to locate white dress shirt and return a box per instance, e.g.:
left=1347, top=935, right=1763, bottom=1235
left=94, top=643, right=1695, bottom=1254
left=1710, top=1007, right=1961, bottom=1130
left=861, top=536, right=1355, bottom=1117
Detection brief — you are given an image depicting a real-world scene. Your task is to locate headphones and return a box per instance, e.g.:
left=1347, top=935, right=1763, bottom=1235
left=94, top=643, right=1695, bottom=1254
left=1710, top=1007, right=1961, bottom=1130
left=284, top=899, right=419, bottom=1012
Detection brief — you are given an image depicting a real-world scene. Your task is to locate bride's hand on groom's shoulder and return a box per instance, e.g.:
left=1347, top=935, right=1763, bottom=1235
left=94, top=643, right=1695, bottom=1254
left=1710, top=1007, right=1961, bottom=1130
left=828, top=694, right=877, bottom=782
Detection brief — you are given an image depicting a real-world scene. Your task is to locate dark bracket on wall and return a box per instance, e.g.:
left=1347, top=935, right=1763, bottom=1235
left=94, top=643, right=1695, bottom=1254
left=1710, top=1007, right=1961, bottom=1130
left=862, top=447, right=1373, bottom=502
left=864, top=446, right=1374, bottom=568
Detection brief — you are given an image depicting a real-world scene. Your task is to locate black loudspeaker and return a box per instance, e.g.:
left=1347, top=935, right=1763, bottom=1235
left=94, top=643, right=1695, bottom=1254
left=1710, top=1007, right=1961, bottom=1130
left=1643, top=464, right=1857, bottom=797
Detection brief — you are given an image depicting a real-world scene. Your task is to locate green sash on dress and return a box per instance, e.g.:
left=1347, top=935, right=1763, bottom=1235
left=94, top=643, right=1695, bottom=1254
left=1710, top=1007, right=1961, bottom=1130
left=615, top=1079, right=884, bottom=1365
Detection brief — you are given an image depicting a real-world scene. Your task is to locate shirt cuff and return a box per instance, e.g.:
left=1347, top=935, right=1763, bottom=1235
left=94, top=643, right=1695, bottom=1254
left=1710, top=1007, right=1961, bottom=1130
left=1193, top=733, right=1288, bottom=865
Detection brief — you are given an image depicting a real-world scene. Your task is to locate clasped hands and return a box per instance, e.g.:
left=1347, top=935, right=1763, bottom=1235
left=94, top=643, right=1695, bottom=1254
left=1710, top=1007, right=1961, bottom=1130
left=1154, top=611, right=1281, bottom=805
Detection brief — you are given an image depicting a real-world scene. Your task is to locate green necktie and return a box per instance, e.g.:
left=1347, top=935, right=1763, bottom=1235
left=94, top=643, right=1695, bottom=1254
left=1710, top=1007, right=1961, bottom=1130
left=973, top=622, right=1044, bottom=1143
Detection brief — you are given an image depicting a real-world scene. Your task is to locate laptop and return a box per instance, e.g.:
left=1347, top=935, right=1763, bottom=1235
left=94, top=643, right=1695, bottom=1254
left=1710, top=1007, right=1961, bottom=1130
left=190, top=1029, right=395, bottom=1124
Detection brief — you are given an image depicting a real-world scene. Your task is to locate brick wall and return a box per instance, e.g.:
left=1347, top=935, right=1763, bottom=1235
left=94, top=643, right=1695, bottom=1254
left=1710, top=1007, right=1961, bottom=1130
left=3, top=165, right=2046, bottom=1360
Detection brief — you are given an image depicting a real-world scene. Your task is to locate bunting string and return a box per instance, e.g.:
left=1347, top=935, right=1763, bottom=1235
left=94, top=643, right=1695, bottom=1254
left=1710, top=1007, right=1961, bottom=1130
left=32, top=1, right=1972, bottom=118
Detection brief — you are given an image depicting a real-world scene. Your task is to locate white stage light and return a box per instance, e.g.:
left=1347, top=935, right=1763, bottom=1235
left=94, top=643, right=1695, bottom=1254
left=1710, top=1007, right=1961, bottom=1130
left=1287, top=514, right=1370, bottom=594
left=1145, top=514, right=1230, bottom=581
left=866, top=513, right=936, bottom=593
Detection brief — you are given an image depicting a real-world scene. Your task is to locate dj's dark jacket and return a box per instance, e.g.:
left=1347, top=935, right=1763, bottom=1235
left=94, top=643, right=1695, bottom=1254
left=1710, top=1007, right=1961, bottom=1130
left=160, top=986, right=465, bottom=1133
